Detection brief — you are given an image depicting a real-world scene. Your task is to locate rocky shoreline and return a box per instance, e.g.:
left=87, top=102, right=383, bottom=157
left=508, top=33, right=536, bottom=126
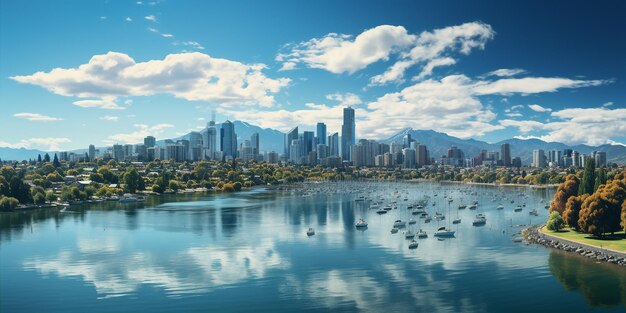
left=523, top=225, right=626, bottom=267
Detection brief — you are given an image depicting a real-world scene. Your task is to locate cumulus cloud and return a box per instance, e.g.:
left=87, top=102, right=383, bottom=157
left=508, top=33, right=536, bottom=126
left=105, top=123, right=174, bottom=144
left=527, top=104, right=552, bottom=112
left=277, top=22, right=494, bottom=85
left=473, top=77, right=606, bottom=95
left=276, top=25, right=414, bottom=75
left=371, top=22, right=494, bottom=85
left=502, top=107, right=626, bottom=145
left=144, top=15, right=157, bottom=22
left=325, top=92, right=362, bottom=106
left=11, top=51, right=290, bottom=109
left=0, top=138, right=71, bottom=151
left=14, top=112, right=63, bottom=121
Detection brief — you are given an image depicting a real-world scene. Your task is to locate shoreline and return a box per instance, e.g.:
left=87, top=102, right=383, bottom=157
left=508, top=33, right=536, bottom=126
left=523, top=224, right=626, bottom=266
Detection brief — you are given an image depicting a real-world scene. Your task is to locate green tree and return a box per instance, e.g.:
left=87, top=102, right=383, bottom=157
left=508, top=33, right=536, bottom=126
left=43, top=153, right=50, bottom=163
left=547, top=211, right=565, bottom=231
left=33, top=192, right=46, bottom=205
left=550, top=174, right=580, bottom=215
left=0, top=196, right=19, bottom=211
left=594, top=167, right=607, bottom=193
left=45, top=191, right=57, bottom=203
left=123, top=167, right=140, bottom=193
left=579, top=158, right=596, bottom=196
left=52, top=153, right=61, bottom=167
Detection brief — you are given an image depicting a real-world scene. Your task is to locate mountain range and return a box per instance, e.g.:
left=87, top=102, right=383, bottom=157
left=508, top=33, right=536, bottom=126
left=2, top=121, right=625, bottom=164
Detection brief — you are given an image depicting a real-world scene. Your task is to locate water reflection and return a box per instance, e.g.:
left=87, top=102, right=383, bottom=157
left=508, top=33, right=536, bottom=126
left=549, top=250, right=626, bottom=307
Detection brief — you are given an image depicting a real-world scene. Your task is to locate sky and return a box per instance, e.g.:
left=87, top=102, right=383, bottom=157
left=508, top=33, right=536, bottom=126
left=1, top=0, right=625, bottom=151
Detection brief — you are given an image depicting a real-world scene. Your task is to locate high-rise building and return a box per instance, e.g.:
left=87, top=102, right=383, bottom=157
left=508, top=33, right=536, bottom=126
left=220, top=120, right=237, bottom=160
left=251, top=132, right=260, bottom=155
left=572, top=151, right=580, bottom=167
left=285, top=127, right=298, bottom=159
left=301, top=131, right=315, bottom=155
left=416, top=144, right=428, bottom=167
left=316, top=144, right=329, bottom=160
left=402, top=148, right=416, bottom=168
left=341, top=107, right=355, bottom=161
left=316, top=123, right=327, bottom=145
left=240, top=140, right=255, bottom=162
left=135, top=144, right=147, bottom=161
left=500, top=143, right=511, bottom=167
left=403, top=134, right=413, bottom=148
left=289, top=138, right=302, bottom=164
left=203, top=115, right=217, bottom=160
left=328, top=132, right=339, bottom=156
left=188, top=131, right=203, bottom=161
left=144, top=136, right=156, bottom=148
left=88, top=144, right=96, bottom=161
left=113, top=144, right=124, bottom=161
left=532, top=149, right=547, bottom=168
left=593, top=151, right=607, bottom=167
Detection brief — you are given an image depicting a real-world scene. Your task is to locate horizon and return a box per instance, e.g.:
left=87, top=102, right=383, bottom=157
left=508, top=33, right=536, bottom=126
left=1, top=0, right=625, bottom=152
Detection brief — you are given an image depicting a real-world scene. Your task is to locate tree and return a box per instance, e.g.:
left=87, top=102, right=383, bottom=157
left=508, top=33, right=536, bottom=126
left=9, top=176, right=32, bottom=204
left=33, top=192, right=46, bottom=205
left=52, top=153, right=61, bottom=167
left=579, top=158, right=596, bottom=196
left=123, top=167, right=140, bottom=193
left=43, top=153, right=51, bottom=163
left=37, top=154, right=42, bottom=163
left=45, top=191, right=57, bottom=203
left=0, top=196, right=19, bottom=211
left=550, top=174, right=580, bottom=215
left=563, top=194, right=588, bottom=230
left=578, top=179, right=625, bottom=237
left=547, top=211, right=565, bottom=231
left=222, top=183, right=234, bottom=192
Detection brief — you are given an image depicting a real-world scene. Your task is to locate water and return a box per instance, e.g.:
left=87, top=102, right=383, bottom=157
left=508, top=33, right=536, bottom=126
left=1, top=181, right=624, bottom=312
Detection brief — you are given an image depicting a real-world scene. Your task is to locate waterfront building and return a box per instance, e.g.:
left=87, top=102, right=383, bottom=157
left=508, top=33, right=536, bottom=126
left=500, top=143, right=511, bottom=167
left=341, top=107, right=355, bottom=161
left=285, top=127, right=298, bottom=159
left=220, top=120, right=237, bottom=160
left=532, top=149, right=547, bottom=168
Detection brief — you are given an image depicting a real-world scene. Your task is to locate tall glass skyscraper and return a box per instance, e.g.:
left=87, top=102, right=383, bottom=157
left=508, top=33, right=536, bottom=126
left=341, top=107, right=355, bottom=161
left=284, top=126, right=298, bottom=159
left=316, top=122, right=327, bottom=145
left=220, top=120, right=237, bottom=160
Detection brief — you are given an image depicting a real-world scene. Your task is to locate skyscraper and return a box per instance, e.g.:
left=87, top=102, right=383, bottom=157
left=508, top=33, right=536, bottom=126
left=203, top=115, right=217, bottom=160
left=88, top=144, right=95, bottom=161
left=316, top=122, right=327, bottom=145
left=328, top=132, right=339, bottom=156
left=500, top=143, right=511, bottom=167
left=341, top=107, right=355, bottom=160
left=285, top=126, right=298, bottom=159
left=220, top=120, right=237, bottom=160
left=302, top=131, right=315, bottom=155
left=532, top=149, right=546, bottom=168
left=189, top=131, right=203, bottom=161
left=251, top=132, right=260, bottom=155
left=144, top=136, right=156, bottom=148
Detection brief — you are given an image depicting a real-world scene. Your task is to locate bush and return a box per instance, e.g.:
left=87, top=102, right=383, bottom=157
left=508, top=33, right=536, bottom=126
left=547, top=211, right=565, bottom=231
left=222, top=183, right=235, bottom=192
left=0, top=196, right=19, bottom=211
left=233, top=182, right=242, bottom=191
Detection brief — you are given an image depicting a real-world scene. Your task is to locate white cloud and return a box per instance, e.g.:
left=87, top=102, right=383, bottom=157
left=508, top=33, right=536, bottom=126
left=14, top=112, right=63, bottom=121
left=370, top=22, right=494, bottom=85
left=473, top=77, right=607, bottom=95
left=125, top=17, right=133, bottom=22
left=483, top=68, right=526, bottom=77
left=510, top=104, right=524, bottom=110
left=161, top=33, right=173, bottom=38
left=100, top=16, right=107, bottom=20
left=277, top=25, right=415, bottom=74
left=502, top=107, right=626, bottom=145
left=144, top=15, right=157, bottom=22
left=278, top=22, right=494, bottom=85
left=100, top=115, right=119, bottom=121
left=11, top=51, right=290, bottom=109
left=325, top=92, right=362, bottom=106
left=527, top=104, right=552, bottom=112
left=147, top=27, right=159, bottom=33
left=105, top=124, right=174, bottom=144
left=602, top=101, right=613, bottom=107
left=175, top=41, right=205, bottom=50
left=0, top=138, right=71, bottom=151
left=504, top=113, right=523, bottom=117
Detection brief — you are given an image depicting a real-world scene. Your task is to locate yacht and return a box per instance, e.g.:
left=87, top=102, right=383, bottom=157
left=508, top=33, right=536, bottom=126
left=390, top=228, right=399, bottom=234
left=119, top=196, right=144, bottom=203
left=408, top=218, right=416, bottom=225
left=458, top=205, right=467, bottom=209
left=405, top=230, right=415, bottom=239
left=514, top=205, right=523, bottom=212
left=376, top=208, right=388, bottom=214
left=408, top=240, right=419, bottom=249
left=472, top=214, right=487, bottom=226
left=497, top=204, right=504, bottom=210
left=434, top=226, right=456, bottom=237
left=306, top=228, right=315, bottom=236
left=529, top=209, right=539, bottom=216
left=355, top=219, right=368, bottom=228
left=424, top=216, right=432, bottom=223
left=417, top=229, right=428, bottom=238
left=452, top=218, right=461, bottom=224
left=468, top=205, right=477, bottom=210
left=393, top=220, right=407, bottom=228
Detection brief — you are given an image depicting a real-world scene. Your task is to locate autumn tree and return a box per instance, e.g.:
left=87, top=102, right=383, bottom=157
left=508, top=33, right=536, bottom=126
left=578, top=179, right=626, bottom=237
left=563, top=194, right=588, bottom=230
left=550, top=174, right=580, bottom=215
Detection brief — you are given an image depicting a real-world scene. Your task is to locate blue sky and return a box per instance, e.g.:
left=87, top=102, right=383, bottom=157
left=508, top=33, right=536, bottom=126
left=1, top=0, right=625, bottom=151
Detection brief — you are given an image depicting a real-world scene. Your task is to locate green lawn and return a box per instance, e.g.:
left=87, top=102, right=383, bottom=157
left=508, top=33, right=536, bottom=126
left=540, top=226, right=626, bottom=253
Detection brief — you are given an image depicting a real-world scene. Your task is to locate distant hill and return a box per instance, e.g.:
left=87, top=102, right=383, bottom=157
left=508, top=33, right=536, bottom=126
left=2, top=122, right=625, bottom=164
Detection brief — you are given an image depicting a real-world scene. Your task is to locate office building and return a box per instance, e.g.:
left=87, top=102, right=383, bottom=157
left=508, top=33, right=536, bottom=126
left=144, top=136, right=156, bottom=148
left=285, top=127, right=298, bottom=159
left=532, top=149, right=547, bottom=168
left=316, top=123, right=327, bottom=145
left=328, top=132, right=339, bottom=156
left=220, top=120, right=237, bottom=160
left=341, top=107, right=355, bottom=161
left=500, top=143, right=511, bottom=167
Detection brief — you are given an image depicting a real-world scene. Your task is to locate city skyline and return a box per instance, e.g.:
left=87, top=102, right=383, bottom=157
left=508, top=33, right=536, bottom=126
left=1, top=0, right=625, bottom=152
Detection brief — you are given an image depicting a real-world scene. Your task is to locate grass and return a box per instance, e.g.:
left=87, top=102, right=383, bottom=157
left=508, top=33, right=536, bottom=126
left=540, top=226, right=626, bottom=252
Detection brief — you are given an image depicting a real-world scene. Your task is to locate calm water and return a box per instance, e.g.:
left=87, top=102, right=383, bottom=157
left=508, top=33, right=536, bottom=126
left=1, top=182, right=624, bottom=312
